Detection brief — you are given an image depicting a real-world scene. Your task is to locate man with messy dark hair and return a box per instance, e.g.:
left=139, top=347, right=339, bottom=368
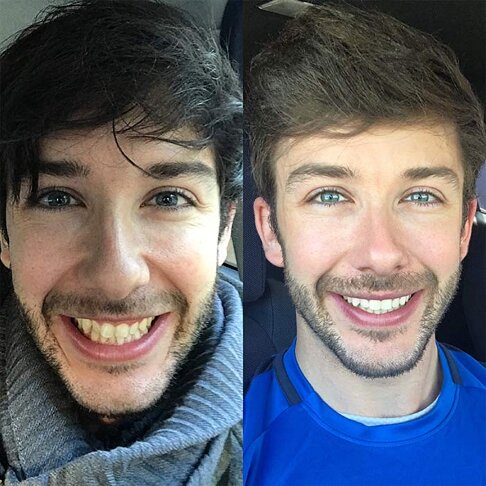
left=0, top=1, right=242, bottom=483
left=244, top=3, right=485, bottom=485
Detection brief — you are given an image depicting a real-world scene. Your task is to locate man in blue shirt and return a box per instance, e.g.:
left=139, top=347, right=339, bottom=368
left=245, top=3, right=486, bottom=485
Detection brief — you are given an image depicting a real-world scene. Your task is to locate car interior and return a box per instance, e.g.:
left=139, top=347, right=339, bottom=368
left=243, top=0, right=486, bottom=391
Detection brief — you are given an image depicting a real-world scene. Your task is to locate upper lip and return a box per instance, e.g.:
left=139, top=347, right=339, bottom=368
left=335, top=291, right=419, bottom=300
left=65, top=315, right=161, bottom=324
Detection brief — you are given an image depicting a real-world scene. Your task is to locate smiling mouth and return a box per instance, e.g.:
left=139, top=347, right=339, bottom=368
left=340, top=294, right=415, bottom=314
left=70, top=317, right=157, bottom=345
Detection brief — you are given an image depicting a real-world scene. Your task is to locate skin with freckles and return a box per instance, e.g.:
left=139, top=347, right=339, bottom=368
left=254, top=122, right=476, bottom=418
left=0, top=125, right=233, bottom=417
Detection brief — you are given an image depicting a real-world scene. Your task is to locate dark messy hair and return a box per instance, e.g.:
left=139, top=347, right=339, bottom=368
left=248, top=3, right=486, bottom=224
left=0, top=0, right=242, bottom=238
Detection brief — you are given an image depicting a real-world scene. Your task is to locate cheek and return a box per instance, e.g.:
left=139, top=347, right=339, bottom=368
left=7, top=221, right=81, bottom=304
left=8, top=214, right=221, bottom=304
left=283, top=218, right=350, bottom=282
left=401, top=221, right=463, bottom=274
left=147, top=221, right=220, bottom=293
left=282, top=212, right=463, bottom=283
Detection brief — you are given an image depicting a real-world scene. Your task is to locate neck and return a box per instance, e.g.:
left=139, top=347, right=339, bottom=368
left=295, top=318, right=442, bottom=418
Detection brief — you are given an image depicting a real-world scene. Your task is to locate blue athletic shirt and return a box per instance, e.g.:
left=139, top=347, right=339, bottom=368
left=244, top=340, right=486, bottom=485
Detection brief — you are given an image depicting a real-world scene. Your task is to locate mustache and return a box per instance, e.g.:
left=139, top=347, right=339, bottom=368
left=315, top=270, right=439, bottom=296
left=42, top=290, right=188, bottom=318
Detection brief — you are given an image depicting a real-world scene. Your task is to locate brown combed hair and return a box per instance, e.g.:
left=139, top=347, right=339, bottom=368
left=247, top=3, right=486, bottom=215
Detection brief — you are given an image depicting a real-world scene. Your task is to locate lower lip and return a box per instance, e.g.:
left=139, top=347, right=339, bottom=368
left=330, top=291, right=423, bottom=328
left=59, top=314, right=171, bottom=362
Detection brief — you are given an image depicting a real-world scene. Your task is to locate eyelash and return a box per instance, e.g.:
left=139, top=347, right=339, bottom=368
left=403, top=189, right=443, bottom=207
left=29, top=186, right=196, bottom=212
left=29, top=186, right=82, bottom=212
left=307, top=188, right=443, bottom=208
left=308, top=187, right=349, bottom=207
left=144, top=188, right=196, bottom=211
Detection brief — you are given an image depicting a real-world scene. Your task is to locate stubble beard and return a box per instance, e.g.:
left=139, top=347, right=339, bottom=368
left=285, top=266, right=461, bottom=379
left=14, top=282, right=217, bottom=417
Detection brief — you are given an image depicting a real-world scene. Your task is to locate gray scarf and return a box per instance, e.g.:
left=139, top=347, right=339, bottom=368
left=0, top=278, right=242, bottom=485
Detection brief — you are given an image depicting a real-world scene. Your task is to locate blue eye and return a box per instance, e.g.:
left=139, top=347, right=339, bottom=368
left=148, top=190, right=193, bottom=210
left=37, top=190, right=78, bottom=209
left=313, top=190, right=347, bottom=205
left=404, top=191, right=439, bottom=205
left=156, top=193, right=180, bottom=207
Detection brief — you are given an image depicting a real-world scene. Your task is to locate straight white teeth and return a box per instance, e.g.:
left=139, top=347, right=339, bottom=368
left=342, top=295, right=412, bottom=314
left=73, top=317, right=156, bottom=345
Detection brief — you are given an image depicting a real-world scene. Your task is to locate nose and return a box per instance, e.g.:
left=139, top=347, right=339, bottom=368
left=79, top=213, right=150, bottom=299
left=348, top=209, right=410, bottom=276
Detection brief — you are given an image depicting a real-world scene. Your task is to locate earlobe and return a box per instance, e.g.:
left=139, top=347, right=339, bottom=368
left=459, top=199, right=477, bottom=260
left=0, top=234, right=11, bottom=269
left=253, top=197, right=284, bottom=268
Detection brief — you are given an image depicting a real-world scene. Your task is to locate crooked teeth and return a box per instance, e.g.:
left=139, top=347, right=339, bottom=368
left=73, top=317, right=155, bottom=345
left=342, top=295, right=412, bottom=314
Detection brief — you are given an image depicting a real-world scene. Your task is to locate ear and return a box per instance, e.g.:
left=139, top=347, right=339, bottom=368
left=459, top=199, right=477, bottom=260
left=0, top=233, right=11, bottom=269
left=254, top=197, right=284, bottom=268
left=217, top=203, right=236, bottom=266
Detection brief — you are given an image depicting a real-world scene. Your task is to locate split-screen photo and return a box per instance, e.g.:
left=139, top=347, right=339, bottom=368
left=0, top=0, right=484, bottom=484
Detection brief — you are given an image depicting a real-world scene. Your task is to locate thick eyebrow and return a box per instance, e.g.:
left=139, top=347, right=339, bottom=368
left=38, top=160, right=90, bottom=178
left=145, top=161, right=216, bottom=183
left=286, top=164, right=356, bottom=192
left=403, top=166, right=459, bottom=189
left=36, top=159, right=216, bottom=184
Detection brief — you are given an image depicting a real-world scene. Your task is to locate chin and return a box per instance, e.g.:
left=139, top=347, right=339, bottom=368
left=324, top=326, right=436, bottom=379
left=64, top=358, right=177, bottom=416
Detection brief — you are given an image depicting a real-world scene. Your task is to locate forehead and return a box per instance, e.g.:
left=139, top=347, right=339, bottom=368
left=273, top=122, right=463, bottom=187
left=38, top=126, right=216, bottom=179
